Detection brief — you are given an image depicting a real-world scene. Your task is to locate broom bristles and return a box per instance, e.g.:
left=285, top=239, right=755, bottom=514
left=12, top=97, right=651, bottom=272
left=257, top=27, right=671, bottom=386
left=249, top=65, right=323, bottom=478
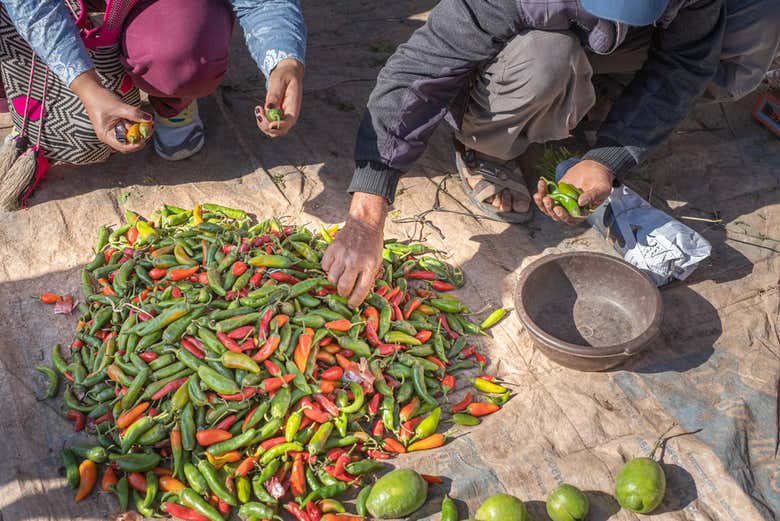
left=0, top=139, right=20, bottom=177
left=0, top=149, right=37, bottom=212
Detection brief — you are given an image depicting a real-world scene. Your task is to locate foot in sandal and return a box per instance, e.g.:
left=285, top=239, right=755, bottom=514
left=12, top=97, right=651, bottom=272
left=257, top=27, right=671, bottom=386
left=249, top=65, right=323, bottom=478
left=454, top=139, right=532, bottom=224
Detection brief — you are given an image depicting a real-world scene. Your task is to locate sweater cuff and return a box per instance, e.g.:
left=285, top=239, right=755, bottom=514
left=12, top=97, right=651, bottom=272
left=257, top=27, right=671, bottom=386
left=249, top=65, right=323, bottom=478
left=582, top=146, right=637, bottom=181
left=348, top=161, right=403, bottom=204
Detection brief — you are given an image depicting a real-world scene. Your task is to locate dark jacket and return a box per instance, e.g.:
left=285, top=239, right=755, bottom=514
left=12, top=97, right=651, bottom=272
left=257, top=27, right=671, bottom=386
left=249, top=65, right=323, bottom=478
left=349, top=0, right=726, bottom=202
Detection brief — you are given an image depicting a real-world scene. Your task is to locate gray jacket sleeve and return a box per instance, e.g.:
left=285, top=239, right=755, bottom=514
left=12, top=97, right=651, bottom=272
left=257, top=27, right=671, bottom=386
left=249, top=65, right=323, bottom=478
left=349, top=0, right=522, bottom=202
left=583, top=0, right=726, bottom=179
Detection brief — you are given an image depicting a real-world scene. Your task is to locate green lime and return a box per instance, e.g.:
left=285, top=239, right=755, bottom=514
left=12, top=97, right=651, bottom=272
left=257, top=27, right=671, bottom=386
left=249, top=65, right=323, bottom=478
left=475, top=493, right=531, bottom=521
left=614, top=457, right=666, bottom=513
left=366, top=468, right=428, bottom=518
left=266, top=108, right=283, bottom=122
left=546, top=484, right=589, bottom=521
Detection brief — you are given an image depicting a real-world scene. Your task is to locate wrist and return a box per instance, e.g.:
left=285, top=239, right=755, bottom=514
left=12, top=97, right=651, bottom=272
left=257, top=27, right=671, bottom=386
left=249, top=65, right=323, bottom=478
left=348, top=192, right=387, bottom=231
left=70, top=69, right=114, bottom=108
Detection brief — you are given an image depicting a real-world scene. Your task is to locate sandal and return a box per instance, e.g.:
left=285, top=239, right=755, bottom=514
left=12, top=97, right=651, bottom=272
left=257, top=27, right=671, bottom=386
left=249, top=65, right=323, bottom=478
left=454, top=140, right=533, bottom=224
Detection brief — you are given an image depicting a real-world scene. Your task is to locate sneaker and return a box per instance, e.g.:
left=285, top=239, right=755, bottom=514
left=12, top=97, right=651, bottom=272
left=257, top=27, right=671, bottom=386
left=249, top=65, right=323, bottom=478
left=152, top=101, right=205, bottom=161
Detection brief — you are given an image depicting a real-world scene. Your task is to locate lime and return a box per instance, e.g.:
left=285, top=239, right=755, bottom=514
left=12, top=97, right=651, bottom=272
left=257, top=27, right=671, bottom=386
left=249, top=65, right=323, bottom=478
left=546, top=484, right=589, bottom=521
left=475, top=493, right=531, bottom=521
left=366, top=468, right=428, bottom=518
left=614, top=457, right=666, bottom=513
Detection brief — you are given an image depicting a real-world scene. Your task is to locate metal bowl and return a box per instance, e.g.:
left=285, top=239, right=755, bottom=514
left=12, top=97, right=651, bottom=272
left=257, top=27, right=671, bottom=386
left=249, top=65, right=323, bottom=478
left=515, top=252, right=662, bottom=371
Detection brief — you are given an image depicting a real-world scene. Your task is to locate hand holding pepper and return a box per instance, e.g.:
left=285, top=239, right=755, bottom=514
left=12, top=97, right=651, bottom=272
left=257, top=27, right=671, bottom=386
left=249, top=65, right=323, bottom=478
left=255, top=58, right=304, bottom=138
left=533, top=160, right=614, bottom=225
left=322, top=192, right=387, bottom=307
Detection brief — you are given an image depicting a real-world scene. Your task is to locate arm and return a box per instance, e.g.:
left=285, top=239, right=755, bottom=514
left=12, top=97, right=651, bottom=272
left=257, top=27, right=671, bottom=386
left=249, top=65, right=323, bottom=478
left=582, top=0, right=727, bottom=178
left=350, top=0, right=522, bottom=202
left=325, top=0, right=522, bottom=306
left=231, top=0, right=307, bottom=136
left=2, top=0, right=93, bottom=87
left=535, top=0, right=726, bottom=225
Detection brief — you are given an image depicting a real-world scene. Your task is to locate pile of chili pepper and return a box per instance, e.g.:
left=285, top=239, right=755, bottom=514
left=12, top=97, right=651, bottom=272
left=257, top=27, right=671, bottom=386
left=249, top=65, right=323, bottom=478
left=39, top=203, right=513, bottom=521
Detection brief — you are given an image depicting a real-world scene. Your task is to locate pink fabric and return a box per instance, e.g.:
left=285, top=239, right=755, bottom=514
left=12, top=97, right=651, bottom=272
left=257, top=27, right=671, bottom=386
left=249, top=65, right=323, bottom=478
left=120, top=0, right=233, bottom=117
left=11, top=95, right=44, bottom=121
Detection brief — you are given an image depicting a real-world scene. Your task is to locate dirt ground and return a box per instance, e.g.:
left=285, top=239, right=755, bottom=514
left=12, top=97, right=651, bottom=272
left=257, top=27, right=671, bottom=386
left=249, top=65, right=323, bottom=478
left=1, top=1, right=779, bottom=520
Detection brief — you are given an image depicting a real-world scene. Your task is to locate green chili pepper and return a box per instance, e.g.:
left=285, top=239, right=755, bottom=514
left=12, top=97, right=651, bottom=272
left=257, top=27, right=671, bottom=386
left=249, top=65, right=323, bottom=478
left=413, top=364, right=438, bottom=405
left=345, top=460, right=386, bottom=476
left=120, top=366, right=149, bottom=409
left=197, top=365, right=239, bottom=395
left=307, top=422, right=333, bottom=456
left=115, top=476, right=129, bottom=510
left=252, top=459, right=280, bottom=503
left=120, top=415, right=155, bottom=452
left=413, top=406, right=441, bottom=441
left=480, top=307, right=512, bottom=330
left=197, top=459, right=237, bottom=506
left=60, top=449, right=80, bottom=488
left=339, top=382, right=364, bottom=414
left=356, top=484, right=373, bottom=516
left=384, top=330, right=422, bottom=346
left=35, top=365, right=59, bottom=400
left=207, top=428, right=257, bottom=456
left=285, top=409, right=303, bottom=442
left=248, top=254, right=291, bottom=268
left=110, top=452, right=161, bottom=473
left=451, top=413, right=481, bottom=426
left=441, top=495, right=459, bottom=521
left=260, top=442, right=304, bottom=465
left=221, top=351, right=261, bottom=374
left=184, top=463, right=209, bottom=494
left=381, top=396, right=396, bottom=432
left=238, top=502, right=275, bottom=519
left=180, top=487, right=226, bottom=521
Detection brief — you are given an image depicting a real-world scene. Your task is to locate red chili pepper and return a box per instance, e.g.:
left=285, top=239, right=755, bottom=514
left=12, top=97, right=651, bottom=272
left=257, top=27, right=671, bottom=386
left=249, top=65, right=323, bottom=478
left=218, top=387, right=258, bottom=401
left=382, top=437, right=406, bottom=454
left=324, top=465, right=356, bottom=483
left=437, top=315, right=459, bottom=340
left=472, top=352, right=487, bottom=366
left=171, top=286, right=183, bottom=298
left=365, top=322, right=381, bottom=347
left=232, top=261, right=248, bottom=277
left=169, top=265, right=200, bottom=282
left=261, top=436, right=288, bottom=451
left=240, top=338, right=254, bottom=352
left=405, top=270, right=437, bottom=280
left=227, top=325, right=254, bottom=340
left=301, top=397, right=329, bottom=424
left=319, top=366, right=343, bottom=381
left=258, top=307, right=274, bottom=339
left=376, top=285, right=389, bottom=297
left=216, top=498, right=230, bottom=516
left=415, top=330, right=432, bottom=343
left=384, top=286, right=400, bottom=303
left=441, top=374, right=455, bottom=395
left=249, top=270, right=264, bottom=287
left=466, top=402, right=500, bottom=417
left=306, top=501, right=323, bottom=521
left=163, top=502, right=210, bottom=521
left=389, top=290, right=404, bottom=308
left=37, top=292, right=61, bottom=304
left=478, top=374, right=495, bottom=382
left=291, top=455, right=306, bottom=497
left=377, top=343, right=402, bottom=357
left=451, top=392, right=473, bottom=413
left=269, top=272, right=300, bottom=284
left=421, top=474, right=444, bottom=485
left=198, top=272, right=209, bottom=285
left=126, top=227, right=139, bottom=245
left=151, top=377, right=188, bottom=400
left=333, top=454, right=350, bottom=477
left=391, top=303, right=403, bottom=322
left=138, top=351, right=158, bottom=363
left=235, top=456, right=257, bottom=477
left=127, top=472, right=147, bottom=493
left=366, top=449, right=390, bottom=460
left=221, top=245, right=233, bottom=254
left=326, top=448, right=346, bottom=462
left=103, top=248, right=116, bottom=262
left=261, top=374, right=296, bottom=393
left=286, top=501, right=313, bottom=521
left=180, top=338, right=205, bottom=359
left=264, top=244, right=274, bottom=254
left=215, top=414, right=237, bottom=430
left=216, top=331, right=243, bottom=353
left=264, top=359, right=281, bottom=376
left=252, top=334, right=280, bottom=362
left=367, top=393, right=381, bottom=416
left=93, top=411, right=113, bottom=425
left=404, top=297, right=422, bottom=320
left=431, top=280, right=455, bottom=291
left=313, top=394, right=340, bottom=417
left=66, top=409, right=86, bottom=432
left=372, top=419, right=385, bottom=437
left=72, top=338, right=84, bottom=349
left=148, top=267, right=167, bottom=280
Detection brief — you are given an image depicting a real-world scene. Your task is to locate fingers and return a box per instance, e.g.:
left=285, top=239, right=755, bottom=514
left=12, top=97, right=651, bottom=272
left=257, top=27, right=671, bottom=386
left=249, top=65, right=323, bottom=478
left=116, top=104, right=153, bottom=124
left=321, top=243, right=336, bottom=272
left=101, top=129, right=146, bottom=154
left=337, top=267, right=360, bottom=301
left=348, top=269, right=374, bottom=308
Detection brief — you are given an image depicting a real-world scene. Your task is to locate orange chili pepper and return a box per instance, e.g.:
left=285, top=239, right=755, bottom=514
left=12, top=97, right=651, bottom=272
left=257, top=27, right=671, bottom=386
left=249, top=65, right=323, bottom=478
left=399, top=397, right=419, bottom=422
left=425, top=355, right=446, bottom=370
left=319, top=335, right=333, bottom=347
left=196, top=429, right=232, bottom=446
left=382, top=437, right=406, bottom=454
left=466, top=402, right=500, bottom=417
left=319, top=380, right=338, bottom=394
left=235, top=456, right=257, bottom=477
left=273, top=314, right=289, bottom=328
left=36, top=292, right=61, bottom=304
left=74, top=460, right=97, bottom=502
left=407, top=433, right=445, bottom=452
left=321, top=514, right=366, bottom=521
left=153, top=466, right=173, bottom=476
left=403, top=298, right=422, bottom=319
left=252, top=334, right=280, bottom=362
left=126, top=226, right=139, bottom=245
left=206, top=450, right=241, bottom=468
left=148, top=267, right=167, bottom=280
left=159, top=475, right=186, bottom=492
left=294, top=332, right=313, bottom=373
left=116, top=401, right=150, bottom=429
left=335, top=353, right=352, bottom=370
left=291, top=454, right=306, bottom=498
left=363, top=306, right=379, bottom=327
left=101, top=466, right=118, bottom=491
left=323, top=343, right=341, bottom=354
left=316, top=351, right=336, bottom=364
left=324, top=319, right=352, bottom=332
left=415, top=330, right=433, bottom=343
left=169, top=265, right=199, bottom=281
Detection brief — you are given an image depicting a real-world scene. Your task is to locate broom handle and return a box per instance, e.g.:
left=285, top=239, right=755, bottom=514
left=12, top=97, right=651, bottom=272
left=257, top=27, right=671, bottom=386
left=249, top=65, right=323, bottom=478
left=19, top=53, right=37, bottom=138
left=34, top=67, right=50, bottom=149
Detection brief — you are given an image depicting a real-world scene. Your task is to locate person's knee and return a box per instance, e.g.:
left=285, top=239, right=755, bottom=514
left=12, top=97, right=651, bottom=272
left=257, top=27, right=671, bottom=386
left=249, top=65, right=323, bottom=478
left=502, top=31, right=589, bottom=97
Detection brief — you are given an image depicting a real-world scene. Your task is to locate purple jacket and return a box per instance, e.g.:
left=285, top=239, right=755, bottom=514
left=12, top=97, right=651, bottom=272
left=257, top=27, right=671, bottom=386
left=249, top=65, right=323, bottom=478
left=349, top=0, right=726, bottom=202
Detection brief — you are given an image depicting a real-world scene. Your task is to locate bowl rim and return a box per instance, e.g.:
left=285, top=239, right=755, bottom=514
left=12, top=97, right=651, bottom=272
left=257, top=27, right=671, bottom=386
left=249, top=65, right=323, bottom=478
left=515, top=251, right=663, bottom=359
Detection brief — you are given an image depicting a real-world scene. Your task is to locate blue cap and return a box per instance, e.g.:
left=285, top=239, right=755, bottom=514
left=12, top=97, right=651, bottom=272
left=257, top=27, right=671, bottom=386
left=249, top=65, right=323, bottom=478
left=581, top=0, right=669, bottom=25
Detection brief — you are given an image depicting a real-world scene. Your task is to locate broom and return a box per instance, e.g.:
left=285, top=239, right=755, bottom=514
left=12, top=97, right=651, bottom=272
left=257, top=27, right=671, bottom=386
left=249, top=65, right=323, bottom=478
left=0, top=62, right=48, bottom=212
left=0, top=53, right=37, bottom=187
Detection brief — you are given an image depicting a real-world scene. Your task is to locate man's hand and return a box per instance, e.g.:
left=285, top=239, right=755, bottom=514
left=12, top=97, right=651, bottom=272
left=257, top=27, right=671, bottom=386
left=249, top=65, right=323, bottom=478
left=71, top=69, right=151, bottom=154
left=256, top=58, right=304, bottom=138
left=533, top=159, right=615, bottom=225
left=322, top=193, right=388, bottom=307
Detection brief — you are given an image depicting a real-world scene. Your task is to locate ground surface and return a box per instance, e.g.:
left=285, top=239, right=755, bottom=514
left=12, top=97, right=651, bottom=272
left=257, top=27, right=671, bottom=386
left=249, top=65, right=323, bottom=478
left=1, top=1, right=779, bottom=520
